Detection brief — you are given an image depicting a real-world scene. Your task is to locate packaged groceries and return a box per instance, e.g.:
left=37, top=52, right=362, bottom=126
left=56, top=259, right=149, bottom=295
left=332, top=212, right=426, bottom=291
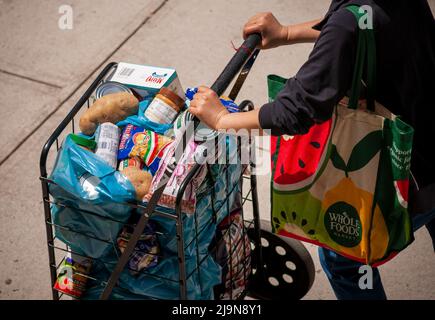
left=79, top=92, right=139, bottom=135
left=110, top=62, right=185, bottom=100
left=144, top=87, right=184, bottom=124
left=117, top=221, right=160, bottom=276
left=53, top=253, right=92, bottom=299
left=144, top=139, right=207, bottom=214
left=118, top=124, right=173, bottom=175
left=94, top=122, right=121, bottom=169
left=214, top=209, right=251, bottom=300
left=220, top=96, right=240, bottom=113
left=118, top=156, right=144, bottom=171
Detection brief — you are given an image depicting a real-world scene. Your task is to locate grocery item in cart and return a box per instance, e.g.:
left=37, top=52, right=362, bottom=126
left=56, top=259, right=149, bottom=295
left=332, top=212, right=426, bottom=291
left=53, top=253, right=92, bottom=299
left=91, top=81, right=134, bottom=104
left=214, top=209, right=251, bottom=300
left=118, top=156, right=144, bottom=171
left=117, top=221, right=159, bottom=275
left=117, top=99, right=175, bottom=136
left=120, top=166, right=152, bottom=200
left=94, top=123, right=121, bottom=169
left=79, top=92, right=139, bottom=135
left=220, top=96, right=240, bottom=113
left=118, top=124, right=173, bottom=175
left=144, top=87, right=184, bottom=124
left=109, top=62, right=185, bottom=99
left=143, top=139, right=207, bottom=214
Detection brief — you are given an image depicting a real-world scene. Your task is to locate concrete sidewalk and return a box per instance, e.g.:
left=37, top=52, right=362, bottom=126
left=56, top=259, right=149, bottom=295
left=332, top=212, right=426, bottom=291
left=0, top=0, right=434, bottom=300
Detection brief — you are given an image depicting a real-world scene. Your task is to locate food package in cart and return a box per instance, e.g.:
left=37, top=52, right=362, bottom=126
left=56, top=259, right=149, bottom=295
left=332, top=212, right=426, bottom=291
left=53, top=253, right=92, bottom=299
left=117, top=124, right=173, bottom=175
left=109, top=62, right=185, bottom=100
left=143, top=139, right=208, bottom=214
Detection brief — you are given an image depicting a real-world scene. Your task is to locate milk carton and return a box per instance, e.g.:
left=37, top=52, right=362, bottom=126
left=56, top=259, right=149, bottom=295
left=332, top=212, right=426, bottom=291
left=110, top=62, right=185, bottom=99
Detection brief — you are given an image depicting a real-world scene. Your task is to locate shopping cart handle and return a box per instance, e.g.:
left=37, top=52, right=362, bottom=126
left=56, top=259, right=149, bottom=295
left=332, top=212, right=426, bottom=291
left=210, top=33, right=261, bottom=96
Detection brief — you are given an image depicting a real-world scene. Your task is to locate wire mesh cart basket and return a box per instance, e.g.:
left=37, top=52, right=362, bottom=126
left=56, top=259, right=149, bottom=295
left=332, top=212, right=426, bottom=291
left=39, top=34, right=315, bottom=300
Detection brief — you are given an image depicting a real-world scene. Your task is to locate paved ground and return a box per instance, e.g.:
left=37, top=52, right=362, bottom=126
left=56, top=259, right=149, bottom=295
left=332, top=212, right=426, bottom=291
left=0, top=0, right=434, bottom=300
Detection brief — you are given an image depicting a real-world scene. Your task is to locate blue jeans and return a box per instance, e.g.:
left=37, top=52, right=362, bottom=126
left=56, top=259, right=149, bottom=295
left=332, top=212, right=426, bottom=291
left=319, top=208, right=435, bottom=300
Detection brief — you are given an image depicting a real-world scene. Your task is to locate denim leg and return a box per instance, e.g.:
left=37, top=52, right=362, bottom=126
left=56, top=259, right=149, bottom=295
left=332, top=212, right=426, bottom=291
left=318, top=247, right=387, bottom=300
left=318, top=208, right=435, bottom=299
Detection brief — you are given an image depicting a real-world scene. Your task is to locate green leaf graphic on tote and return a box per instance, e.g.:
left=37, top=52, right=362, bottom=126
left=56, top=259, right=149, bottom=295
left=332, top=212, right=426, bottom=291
left=330, top=130, right=382, bottom=176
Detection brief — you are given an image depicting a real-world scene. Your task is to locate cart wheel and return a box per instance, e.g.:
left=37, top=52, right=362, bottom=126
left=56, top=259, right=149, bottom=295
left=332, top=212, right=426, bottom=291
left=246, top=220, right=315, bottom=300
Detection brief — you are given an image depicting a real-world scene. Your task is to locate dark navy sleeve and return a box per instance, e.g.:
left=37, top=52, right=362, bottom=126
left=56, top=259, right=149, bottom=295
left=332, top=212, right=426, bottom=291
left=259, top=8, right=359, bottom=136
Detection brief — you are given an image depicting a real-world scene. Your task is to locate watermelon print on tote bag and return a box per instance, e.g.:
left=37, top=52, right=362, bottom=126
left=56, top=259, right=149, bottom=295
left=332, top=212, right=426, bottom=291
left=269, top=5, right=414, bottom=266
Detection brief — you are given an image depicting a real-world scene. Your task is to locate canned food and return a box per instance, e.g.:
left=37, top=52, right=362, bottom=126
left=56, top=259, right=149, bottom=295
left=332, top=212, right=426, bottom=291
left=91, top=81, right=133, bottom=103
left=95, top=122, right=121, bottom=169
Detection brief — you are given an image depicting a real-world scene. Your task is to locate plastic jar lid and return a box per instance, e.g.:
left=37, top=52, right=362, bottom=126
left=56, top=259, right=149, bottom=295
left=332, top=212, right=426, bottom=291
left=158, top=87, right=184, bottom=111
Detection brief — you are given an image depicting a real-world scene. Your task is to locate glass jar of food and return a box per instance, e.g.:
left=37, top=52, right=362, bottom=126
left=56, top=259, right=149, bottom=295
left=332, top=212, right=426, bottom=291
left=144, top=87, right=184, bottom=124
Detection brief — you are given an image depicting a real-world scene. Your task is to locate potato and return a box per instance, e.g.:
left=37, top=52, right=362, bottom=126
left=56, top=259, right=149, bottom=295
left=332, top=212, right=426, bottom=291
left=79, top=92, right=139, bottom=135
left=120, top=166, right=153, bottom=201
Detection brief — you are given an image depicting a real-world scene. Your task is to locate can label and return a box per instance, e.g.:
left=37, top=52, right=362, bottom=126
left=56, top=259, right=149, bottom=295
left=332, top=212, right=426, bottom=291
left=144, top=98, right=179, bottom=124
left=91, top=81, right=132, bottom=105
left=95, top=123, right=121, bottom=169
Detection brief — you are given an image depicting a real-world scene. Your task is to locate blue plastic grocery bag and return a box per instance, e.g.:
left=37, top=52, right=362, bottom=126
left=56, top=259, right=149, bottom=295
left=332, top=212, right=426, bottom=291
left=82, top=253, right=221, bottom=300
left=49, top=134, right=136, bottom=258
left=117, top=253, right=221, bottom=300
left=117, top=99, right=177, bottom=135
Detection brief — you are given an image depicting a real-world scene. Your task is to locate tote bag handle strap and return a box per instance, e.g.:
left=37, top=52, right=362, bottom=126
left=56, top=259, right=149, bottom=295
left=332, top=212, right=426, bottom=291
left=346, top=5, right=377, bottom=111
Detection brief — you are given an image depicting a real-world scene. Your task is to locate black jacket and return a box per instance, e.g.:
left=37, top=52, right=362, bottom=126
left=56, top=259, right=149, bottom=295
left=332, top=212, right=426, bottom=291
left=259, top=0, right=435, bottom=188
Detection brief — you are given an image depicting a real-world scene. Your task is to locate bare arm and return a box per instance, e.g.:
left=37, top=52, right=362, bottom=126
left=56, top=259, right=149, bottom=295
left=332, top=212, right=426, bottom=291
left=216, top=109, right=263, bottom=134
left=243, top=13, right=321, bottom=49
left=285, top=19, right=322, bottom=44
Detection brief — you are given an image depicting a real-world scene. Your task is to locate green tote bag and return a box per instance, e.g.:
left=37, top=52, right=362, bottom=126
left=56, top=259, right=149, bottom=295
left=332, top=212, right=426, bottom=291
left=269, top=5, right=414, bottom=266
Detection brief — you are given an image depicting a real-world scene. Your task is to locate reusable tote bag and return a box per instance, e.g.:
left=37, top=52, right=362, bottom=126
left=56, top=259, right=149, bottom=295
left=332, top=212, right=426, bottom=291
left=270, top=5, right=414, bottom=266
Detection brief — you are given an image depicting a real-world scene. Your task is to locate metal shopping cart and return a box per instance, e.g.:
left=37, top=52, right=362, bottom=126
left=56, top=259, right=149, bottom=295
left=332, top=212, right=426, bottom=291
left=39, top=34, right=315, bottom=300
